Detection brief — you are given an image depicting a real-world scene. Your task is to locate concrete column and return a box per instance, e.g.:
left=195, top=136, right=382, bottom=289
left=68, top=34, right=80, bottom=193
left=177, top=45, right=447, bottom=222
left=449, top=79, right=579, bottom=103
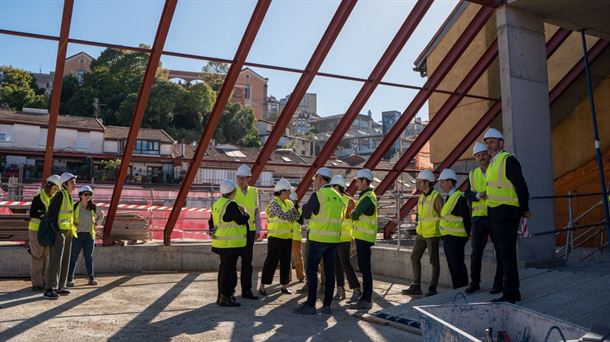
left=496, top=5, right=556, bottom=266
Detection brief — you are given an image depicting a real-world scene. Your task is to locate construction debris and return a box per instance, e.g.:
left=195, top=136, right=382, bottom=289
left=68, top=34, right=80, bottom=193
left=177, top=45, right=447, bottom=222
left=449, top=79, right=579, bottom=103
left=0, top=214, right=30, bottom=241
left=97, top=212, right=150, bottom=244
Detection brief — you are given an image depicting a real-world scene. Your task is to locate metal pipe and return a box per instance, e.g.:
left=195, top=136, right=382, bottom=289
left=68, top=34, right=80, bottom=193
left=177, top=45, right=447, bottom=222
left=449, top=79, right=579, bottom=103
left=580, top=31, right=610, bottom=237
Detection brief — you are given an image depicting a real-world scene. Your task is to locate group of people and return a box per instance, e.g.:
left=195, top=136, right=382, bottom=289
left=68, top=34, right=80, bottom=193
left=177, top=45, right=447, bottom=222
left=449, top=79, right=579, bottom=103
left=28, top=172, right=103, bottom=300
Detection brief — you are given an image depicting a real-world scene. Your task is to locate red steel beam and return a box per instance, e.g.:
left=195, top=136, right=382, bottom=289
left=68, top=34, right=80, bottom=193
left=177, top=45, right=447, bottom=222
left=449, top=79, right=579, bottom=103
left=345, top=6, right=495, bottom=195
left=102, top=0, right=178, bottom=246
left=385, top=35, right=606, bottom=236
left=375, top=39, right=499, bottom=196
left=295, top=0, right=434, bottom=198
left=249, top=0, right=357, bottom=184
left=42, top=0, right=74, bottom=182
left=163, top=0, right=272, bottom=245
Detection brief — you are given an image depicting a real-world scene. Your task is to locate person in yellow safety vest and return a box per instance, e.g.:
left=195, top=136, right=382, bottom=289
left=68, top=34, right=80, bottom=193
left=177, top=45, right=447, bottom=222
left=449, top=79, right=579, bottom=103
left=328, top=175, right=362, bottom=303
left=67, top=185, right=104, bottom=288
left=28, top=174, right=61, bottom=292
left=402, top=169, right=443, bottom=297
left=464, top=143, right=503, bottom=294
left=234, top=164, right=260, bottom=300
left=349, top=169, right=378, bottom=310
left=438, top=168, right=471, bottom=290
left=258, top=179, right=300, bottom=296
left=289, top=190, right=305, bottom=283
left=483, top=128, right=531, bottom=304
left=209, top=179, right=250, bottom=307
left=43, top=172, right=77, bottom=300
left=294, top=167, right=343, bottom=315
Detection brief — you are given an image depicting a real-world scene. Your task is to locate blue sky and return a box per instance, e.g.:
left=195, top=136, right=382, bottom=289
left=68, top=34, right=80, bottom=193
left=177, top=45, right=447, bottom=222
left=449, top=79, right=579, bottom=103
left=0, top=0, right=459, bottom=122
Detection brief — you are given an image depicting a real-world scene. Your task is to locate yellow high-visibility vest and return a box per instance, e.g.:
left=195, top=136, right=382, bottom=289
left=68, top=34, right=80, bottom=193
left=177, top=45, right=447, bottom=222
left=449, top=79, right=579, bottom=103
left=308, top=187, right=343, bottom=243
left=352, top=191, right=378, bottom=243
left=339, top=194, right=354, bottom=243
left=211, top=197, right=247, bottom=248
left=417, top=190, right=441, bottom=238
left=469, top=167, right=488, bottom=217
left=440, top=191, right=467, bottom=237
left=58, top=189, right=77, bottom=238
left=486, top=151, right=519, bottom=208
left=234, top=186, right=259, bottom=231
left=266, top=196, right=294, bottom=239
left=28, top=190, right=52, bottom=232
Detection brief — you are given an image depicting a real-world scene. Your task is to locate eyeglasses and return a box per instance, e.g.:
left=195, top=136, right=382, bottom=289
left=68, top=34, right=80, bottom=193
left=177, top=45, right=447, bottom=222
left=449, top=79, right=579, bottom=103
left=83, top=193, right=92, bottom=197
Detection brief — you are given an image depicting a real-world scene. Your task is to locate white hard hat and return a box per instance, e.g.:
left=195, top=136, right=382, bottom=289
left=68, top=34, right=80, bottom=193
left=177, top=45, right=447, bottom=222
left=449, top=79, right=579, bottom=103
left=356, top=168, right=374, bottom=182
left=274, top=178, right=292, bottom=192
left=289, top=191, right=298, bottom=201
left=416, top=170, right=435, bottom=182
left=79, top=185, right=94, bottom=193
left=236, top=164, right=252, bottom=177
left=438, top=168, right=458, bottom=181
left=220, top=179, right=236, bottom=195
left=46, top=175, right=61, bottom=187
left=472, top=142, right=488, bottom=156
left=59, top=172, right=77, bottom=185
left=329, top=175, right=346, bottom=188
left=483, top=128, right=504, bottom=141
left=315, top=167, right=332, bottom=179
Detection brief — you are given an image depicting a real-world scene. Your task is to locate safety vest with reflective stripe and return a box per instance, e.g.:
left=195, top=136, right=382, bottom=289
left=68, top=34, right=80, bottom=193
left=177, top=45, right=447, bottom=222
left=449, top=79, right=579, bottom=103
left=469, top=167, right=488, bottom=217
left=28, top=190, right=52, bottom=231
left=352, top=190, right=378, bottom=243
left=211, top=197, right=247, bottom=248
left=486, top=151, right=519, bottom=208
left=74, top=203, right=97, bottom=239
left=417, top=190, right=441, bottom=238
left=266, top=197, right=294, bottom=239
left=58, top=189, right=77, bottom=238
left=234, top=186, right=259, bottom=231
left=339, top=194, right=354, bottom=243
left=308, top=187, right=343, bottom=243
left=292, top=207, right=303, bottom=241
left=440, top=191, right=467, bottom=237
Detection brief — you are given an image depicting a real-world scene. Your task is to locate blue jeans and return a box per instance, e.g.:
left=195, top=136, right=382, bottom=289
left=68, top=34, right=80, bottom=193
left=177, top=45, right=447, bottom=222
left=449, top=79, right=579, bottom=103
left=68, top=232, right=95, bottom=279
left=356, top=238, right=374, bottom=302
left=306, top=241, right=337, bottom=307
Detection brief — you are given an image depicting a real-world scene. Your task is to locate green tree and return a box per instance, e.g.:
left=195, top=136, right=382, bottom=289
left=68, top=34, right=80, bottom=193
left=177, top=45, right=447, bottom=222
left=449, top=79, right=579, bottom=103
left=243, top=131, right=262, bottom=148
left=0, top=66, right=48, bottom=110
left=59, top=75, right=81, bottom=114
left=173, top=82, right=215, bottom=130
left=214, top=103, right=258, bottom=146
left=200, top=61, right=229, bottom=92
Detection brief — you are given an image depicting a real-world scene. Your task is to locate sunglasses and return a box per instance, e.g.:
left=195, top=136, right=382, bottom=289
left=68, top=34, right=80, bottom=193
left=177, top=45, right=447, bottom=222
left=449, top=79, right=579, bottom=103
left=82, top=193, right=92, bottom=197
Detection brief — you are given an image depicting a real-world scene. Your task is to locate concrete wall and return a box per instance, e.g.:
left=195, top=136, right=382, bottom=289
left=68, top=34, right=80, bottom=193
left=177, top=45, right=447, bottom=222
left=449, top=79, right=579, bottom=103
left=103, top=139, right=119, bottom=154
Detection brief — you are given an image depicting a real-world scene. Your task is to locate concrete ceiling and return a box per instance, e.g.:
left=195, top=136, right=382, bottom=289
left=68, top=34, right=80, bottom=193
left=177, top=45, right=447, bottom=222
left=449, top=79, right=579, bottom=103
left=508, top=0, right=610, bottom=40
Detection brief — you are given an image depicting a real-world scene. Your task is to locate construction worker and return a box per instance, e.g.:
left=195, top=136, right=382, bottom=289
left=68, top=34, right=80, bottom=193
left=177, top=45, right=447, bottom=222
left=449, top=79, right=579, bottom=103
left=209, top=179, right=249, bottom=307
left=465, top=143, right=503, bottom=294
left=438, top=168, right=471, bottom=289
left=483, top=128, right=530, bottom=303
left=294, top=167, right=343, bottom=315
left=329, top=175, right=361, bottom=302
left=402, top=170, right=443, bottom=297
left=259, top=179, right=300, bottom=296
left=28, top=174, right=61, bottom=292
left=67, top=185, right=104, bottom=287
left=234, top=164, right=260, bottom=300
left=289, top=191, right=305, bottom=283
left=350, top=169, right=378, bottom=310
left=44, top=172, right=77, bottom=300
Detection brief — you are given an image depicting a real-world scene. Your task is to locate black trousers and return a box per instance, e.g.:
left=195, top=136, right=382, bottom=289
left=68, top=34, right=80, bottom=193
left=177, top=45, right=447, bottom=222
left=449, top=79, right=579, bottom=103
left=470, top=217, right=503, bottom=289
left=490, top=217, right=521, bottom=299
left=240, top=230, right=255, bottom=294
left=335, top=241, right=361, bottom=289
left=217, top=248, right=242, bottom=297
left=443, top=235, right=469, bottom=289
left=356, top=239, right=374, bottom=302
left=261, top=236, right=292, bottom=285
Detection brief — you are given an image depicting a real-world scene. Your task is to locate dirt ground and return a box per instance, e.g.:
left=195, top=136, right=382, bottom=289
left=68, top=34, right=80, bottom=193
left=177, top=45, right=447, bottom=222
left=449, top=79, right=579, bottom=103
left=0, top=272, right=425, bottom=342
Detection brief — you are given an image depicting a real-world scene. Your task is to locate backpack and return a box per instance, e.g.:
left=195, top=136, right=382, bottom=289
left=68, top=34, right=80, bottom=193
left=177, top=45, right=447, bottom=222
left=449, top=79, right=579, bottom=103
left=37, top=216, right=55, bottom=247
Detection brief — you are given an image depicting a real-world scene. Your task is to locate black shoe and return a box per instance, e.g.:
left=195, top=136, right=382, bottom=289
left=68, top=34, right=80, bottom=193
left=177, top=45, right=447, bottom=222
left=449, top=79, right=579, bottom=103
left=281, top=288, right=292, bottom=295
left=258, top=288, right=267, bottom=296
left=218, top=295, right=241, bottom=307
left=56, top=288, right=70, bottom=296
left=465, top=284, right=480, bottom=294
left=32, top=286, right=45, bottom=292
left=43, top=290, right=59, bottom=300
left=294, top=304, right=316, bottom=315
left=489, top=288, right=502, bottom=294
left=350, top=299, right=372, bottom=310
left=296, top=285, right=308, bottom=294
left=491, top=293, right=521, bottom=303
left=348, top=289, right=362, bottom=303
left=425, top=288, right=437, bottom=297
left=320, top=305, right=332, bottom=314
left=242, top=292, right=259, bottom=300
left=401, top=285, right=422, bottom=296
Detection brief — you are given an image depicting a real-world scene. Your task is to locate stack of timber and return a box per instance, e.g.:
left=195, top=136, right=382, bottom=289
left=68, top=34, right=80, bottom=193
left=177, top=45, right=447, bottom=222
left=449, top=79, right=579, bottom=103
left=0, top=214, right=30, bottom=241
left=97, top=211, right=150, bottom=243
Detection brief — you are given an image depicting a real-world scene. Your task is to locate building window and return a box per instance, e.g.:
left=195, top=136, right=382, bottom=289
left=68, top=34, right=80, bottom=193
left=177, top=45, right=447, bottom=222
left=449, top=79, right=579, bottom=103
left=76, top=131, right=90, bottom=150
left=245, top=84, right=251, bottom=100
left=0, top=132, right=12, bottom=143
left=134, top=139, right=160, bottom=155
left=77, top=70, right=85, bottom=85
left=39, top=128, right=47, bottom=146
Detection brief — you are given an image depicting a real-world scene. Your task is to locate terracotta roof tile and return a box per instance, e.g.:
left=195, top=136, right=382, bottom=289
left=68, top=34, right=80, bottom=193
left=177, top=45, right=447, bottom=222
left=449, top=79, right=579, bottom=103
left=0, top=110, right=104, bottom=131
left=105, top=126, right=175, bottom=144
